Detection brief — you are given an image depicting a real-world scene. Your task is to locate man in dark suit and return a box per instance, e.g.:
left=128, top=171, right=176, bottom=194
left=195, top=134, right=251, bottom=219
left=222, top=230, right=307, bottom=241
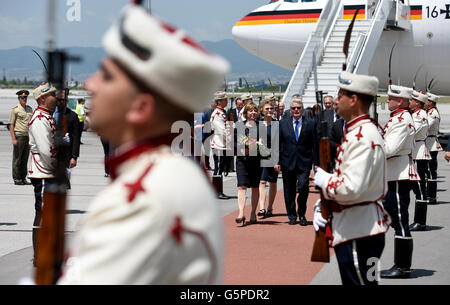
left=275, top=98, right=319, bottom=226
left=227, top=97, right=243, bottom=122
left=55, top=91, right=81, bottom=180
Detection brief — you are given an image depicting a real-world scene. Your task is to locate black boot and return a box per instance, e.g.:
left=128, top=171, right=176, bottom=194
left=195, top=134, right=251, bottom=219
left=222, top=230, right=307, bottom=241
left=410, top=200, right=427, bottom=231
left=427, top=179, right=437, bottom=205
left=380, top=237, right=413, bottom=279
left=32, top=228, right=39, bottom=267
left=212, top=175, right=231, bottom=200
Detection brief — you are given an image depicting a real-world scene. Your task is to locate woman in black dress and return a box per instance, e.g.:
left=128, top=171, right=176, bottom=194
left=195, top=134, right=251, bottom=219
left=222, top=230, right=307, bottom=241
left=235, top=103, right=262, bottom=225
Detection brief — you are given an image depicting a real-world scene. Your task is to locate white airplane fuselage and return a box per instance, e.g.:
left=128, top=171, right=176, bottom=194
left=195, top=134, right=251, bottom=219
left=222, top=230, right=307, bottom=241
left=232, top=0, right=450, bottom=94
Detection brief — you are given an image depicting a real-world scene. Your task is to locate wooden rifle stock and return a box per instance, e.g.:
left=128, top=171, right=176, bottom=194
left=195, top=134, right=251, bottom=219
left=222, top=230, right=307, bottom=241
left=311, top=121, right=332, bottom=262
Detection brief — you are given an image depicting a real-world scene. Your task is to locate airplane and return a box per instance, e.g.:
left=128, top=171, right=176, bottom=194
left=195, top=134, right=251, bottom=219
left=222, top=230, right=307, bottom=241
left=232, top=0, right=450, bottom=96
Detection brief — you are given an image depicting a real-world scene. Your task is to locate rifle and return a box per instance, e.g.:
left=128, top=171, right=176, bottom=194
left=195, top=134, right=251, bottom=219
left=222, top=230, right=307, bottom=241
left=311, top=6, right=360, bottom=263
left=35, top=0, right=80, bottom=285
left=311, top=122, right=332, bottom=262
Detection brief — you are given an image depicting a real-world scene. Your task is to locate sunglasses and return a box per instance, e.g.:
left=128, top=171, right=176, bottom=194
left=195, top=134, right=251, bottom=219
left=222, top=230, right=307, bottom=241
left=291, top=106, right=303, bottom=110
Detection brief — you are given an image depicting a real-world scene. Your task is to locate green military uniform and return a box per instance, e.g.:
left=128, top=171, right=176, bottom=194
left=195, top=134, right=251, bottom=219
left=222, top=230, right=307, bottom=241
left=9, top=90, right=33, bottom=185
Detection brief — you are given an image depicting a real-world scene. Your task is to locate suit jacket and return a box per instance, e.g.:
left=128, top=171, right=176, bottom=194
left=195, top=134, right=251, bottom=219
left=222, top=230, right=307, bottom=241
left=279, top=116, right=319, bottom=171
left=226, top=108, right=240, bottom=123
left=63, top=107, right=81, bottom=166
left=329, top=118, right=345, bottom=166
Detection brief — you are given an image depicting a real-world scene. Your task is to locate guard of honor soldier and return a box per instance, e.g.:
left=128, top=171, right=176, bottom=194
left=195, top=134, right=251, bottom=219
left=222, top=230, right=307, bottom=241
left=407, top=91, right=432, bottom=234
left=210, top=91, right=233, bottom=199
left=314, top=72, right=391, bottom=285
left=9, top=90, right=33, bottom=185
left=424, top=92, right=443, bottom=206
left=57, top=5, right=229, bottom=284
left=380, top=85, right=418, bottom=279
left=27, top=83, right=58, bottom=266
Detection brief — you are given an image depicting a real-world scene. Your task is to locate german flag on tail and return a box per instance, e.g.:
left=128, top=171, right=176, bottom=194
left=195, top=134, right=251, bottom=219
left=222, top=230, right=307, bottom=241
left=343, top=5, right=366, bottom=20
left=410, top=5, right=423, bottom=20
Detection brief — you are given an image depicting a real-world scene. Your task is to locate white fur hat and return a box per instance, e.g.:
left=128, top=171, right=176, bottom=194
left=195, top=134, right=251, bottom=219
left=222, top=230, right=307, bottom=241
left=388, top=85, right=411, bottom=99
left=338, top=72, right=379, bottom=97
left=214, top=91, right=228, bottom=101
left=411, top=90, right=428, bottom=103
left=240, top=94, right=253, bottom=101
left=427, top=92, right=440, bottom=103
left=102, top=5, right=230, bottom=112
left=32, top=83, right=56, bottom=100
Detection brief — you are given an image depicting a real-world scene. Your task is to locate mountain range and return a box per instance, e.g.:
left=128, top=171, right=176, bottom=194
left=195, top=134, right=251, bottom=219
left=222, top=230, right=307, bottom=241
left=0, top=40, right=292, bottom=84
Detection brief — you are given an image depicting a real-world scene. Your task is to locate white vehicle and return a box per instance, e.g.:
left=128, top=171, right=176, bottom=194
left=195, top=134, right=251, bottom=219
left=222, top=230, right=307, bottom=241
left=232, top=0, right=450, bottom=105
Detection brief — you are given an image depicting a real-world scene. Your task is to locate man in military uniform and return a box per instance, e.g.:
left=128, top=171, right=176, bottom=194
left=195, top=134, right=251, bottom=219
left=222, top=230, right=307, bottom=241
left=27, top=83, right=58, bottom=265
left=210, top=92, right=233, bottom=199
left=408, top=91, right=431, bottom=231
left=57, top=5, right=228, bottom=284
left=9, top=90, right=33, bottom=185
left=380, top=85, right=418, bottom=278
left=313, top=72, right=390, bottom=285
left=424, top=93, right=443, bottom=205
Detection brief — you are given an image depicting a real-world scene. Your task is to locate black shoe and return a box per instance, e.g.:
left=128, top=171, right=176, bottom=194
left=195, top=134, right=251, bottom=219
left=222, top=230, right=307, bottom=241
left=299, top=216, right=308, bottom=226
left=409, top=223, right=426, bottom=231
left=265, top=209, right=273, bottom=218
left=217, top=193, right=230, bottom=200
left=223, top=172, right=229, bottom=177
left=14, top=180, right=25, bottom=185
left=257, top=209, right=266, bottom=217
left=428, top=198, right=437, bottom=205
left=22, top=180, right=32, bottom=185
left=380, top=265, right=411, bottom=279
left=288, top=219, right=297, bottom=225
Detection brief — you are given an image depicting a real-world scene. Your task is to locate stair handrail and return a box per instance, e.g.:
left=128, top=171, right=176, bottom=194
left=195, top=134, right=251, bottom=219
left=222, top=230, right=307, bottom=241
left=282, top=0, right=341, bottom=108
left=346, top=32, right=367, bottom=73
left=353, top=0, right=393, bottom=74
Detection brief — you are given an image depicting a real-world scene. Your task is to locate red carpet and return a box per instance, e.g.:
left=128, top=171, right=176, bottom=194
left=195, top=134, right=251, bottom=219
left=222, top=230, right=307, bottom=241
left=223, top=185, right=333, bottom=285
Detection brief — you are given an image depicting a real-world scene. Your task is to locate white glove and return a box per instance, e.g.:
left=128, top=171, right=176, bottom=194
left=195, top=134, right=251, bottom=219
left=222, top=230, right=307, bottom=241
left=62, top=133, right=70, bottom=144
left=313, top=200, right=328, bottom=232
left=314, top=167, right=332, bottom=189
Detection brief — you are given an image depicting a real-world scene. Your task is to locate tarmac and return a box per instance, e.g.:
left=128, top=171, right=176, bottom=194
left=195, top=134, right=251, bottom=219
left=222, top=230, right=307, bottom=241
left=0, top=88, right=449, bottom=285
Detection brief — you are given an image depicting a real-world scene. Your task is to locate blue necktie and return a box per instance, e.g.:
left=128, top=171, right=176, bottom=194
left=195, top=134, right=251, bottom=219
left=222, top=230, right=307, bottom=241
left=294, top=120, right=299, bottom=141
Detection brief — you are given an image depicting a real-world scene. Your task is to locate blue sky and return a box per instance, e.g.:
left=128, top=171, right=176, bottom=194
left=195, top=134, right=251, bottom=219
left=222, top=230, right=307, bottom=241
left=0, top=0, right=266, bottom=49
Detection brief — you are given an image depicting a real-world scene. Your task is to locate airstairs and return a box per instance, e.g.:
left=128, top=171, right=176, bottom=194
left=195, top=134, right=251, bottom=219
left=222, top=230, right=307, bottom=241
left=282, top=0, right=411, bottom=108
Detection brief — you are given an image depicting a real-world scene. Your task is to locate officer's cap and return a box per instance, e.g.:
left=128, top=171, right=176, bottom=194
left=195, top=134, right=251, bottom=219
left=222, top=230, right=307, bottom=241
left=411, top=90, right=428, bottom=104
left=16, top=90, right=30, bottom=97
left=102, top=5, right=229, bottom=113
left=388, top=85, right=411, bottom=99
left=337, top=72, right=379, bottom=97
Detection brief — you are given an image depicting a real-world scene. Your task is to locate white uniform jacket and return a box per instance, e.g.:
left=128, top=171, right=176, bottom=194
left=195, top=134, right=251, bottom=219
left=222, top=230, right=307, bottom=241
left=383, top=108, right=419, bottom=181
left=27, top=106, right=56, bottom=179
left=322, top=115, right=390, bottom=247
left=411, top=108, right=431, bottom=160
left=210, top=106, right=231, bottom=151
left=425, top=107, right=443, bottom=152
left=58, top=138, right=224, bottom=284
